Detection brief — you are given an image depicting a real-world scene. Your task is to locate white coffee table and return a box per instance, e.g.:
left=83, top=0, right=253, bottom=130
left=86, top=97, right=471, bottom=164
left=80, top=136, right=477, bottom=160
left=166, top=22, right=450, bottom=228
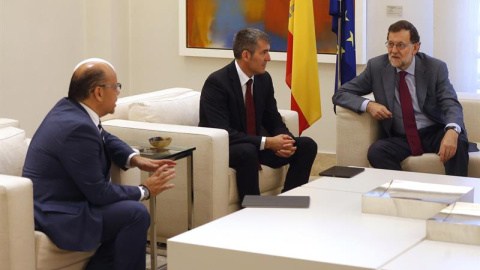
left=382, top=240, right=480, bottom=270
left=305, top=167, right=480, bottom=202
left=168, top=187, right=426, bottom=270
left=168, top=168, right=480, bottom=269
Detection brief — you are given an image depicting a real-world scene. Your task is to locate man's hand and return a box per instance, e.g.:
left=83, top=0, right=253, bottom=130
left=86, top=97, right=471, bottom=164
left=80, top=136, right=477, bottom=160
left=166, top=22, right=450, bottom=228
left=366, top=102, right=393, bottom=120
left=143, top=164, right=176, bottom=197
left=130, top=155, right=177, bottom=172
left=265, top=134, right=297, bottom=158
left=438, top=130, right=459, bottom=163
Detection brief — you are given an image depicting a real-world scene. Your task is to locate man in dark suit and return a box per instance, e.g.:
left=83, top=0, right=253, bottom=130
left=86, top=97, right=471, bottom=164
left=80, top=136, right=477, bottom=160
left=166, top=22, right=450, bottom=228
left=22, top=58, right=177, bottom=269
left=333, top=20, right=470, bottom=176
left=199, top=28, right=317, bottom=202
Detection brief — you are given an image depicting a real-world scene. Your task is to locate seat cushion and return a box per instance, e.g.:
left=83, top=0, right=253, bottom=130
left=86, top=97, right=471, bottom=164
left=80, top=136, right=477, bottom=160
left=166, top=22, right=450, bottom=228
left=227, top=166, right=287, bottom=212
left=0, top=127, right=29, bottom=176
left=35, top=231, right=95, bottom=270
left=128, top=91, right=200, bottom=126
left=401, top=143, right=480, bottom=178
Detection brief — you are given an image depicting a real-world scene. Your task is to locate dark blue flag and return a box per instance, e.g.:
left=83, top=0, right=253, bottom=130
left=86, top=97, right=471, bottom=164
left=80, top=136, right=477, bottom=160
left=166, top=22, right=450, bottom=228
left=330, top=0, right=356, bottom=90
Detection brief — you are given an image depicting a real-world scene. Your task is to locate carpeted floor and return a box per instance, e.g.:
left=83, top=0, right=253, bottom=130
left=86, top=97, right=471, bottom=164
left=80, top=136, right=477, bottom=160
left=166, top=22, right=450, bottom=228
left=146, top=152, right=336, bottom=270
left=310, top=152, right=337, bottom=176
left=146, top=253, right=167, bottom=270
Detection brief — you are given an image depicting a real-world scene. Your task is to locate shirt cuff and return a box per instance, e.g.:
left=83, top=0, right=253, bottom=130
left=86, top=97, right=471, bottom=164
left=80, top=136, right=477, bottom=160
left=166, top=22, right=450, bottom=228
left=138, top=186, right=145, bottom=201
left=260, top=136, right=266, bottom=150
left=445, top=123, right=461, bottom=134
left=126, top=152, right=139, bottom=168
left=360, top=99, right=371, bottom=112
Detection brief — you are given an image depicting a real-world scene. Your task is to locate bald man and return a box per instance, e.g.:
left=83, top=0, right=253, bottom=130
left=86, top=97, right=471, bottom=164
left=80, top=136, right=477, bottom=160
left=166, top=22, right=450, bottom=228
left=22, top=58, right=176, bottom=269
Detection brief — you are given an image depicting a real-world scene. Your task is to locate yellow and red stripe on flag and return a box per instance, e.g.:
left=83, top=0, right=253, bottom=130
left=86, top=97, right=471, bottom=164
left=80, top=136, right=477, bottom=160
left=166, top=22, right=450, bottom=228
left=285, top=0, right=321, bottom=135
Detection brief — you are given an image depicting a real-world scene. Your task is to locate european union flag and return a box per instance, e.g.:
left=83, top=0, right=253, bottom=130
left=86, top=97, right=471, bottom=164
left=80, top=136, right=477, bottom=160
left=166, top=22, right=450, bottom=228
left=330, top=0, right=356, bottom=89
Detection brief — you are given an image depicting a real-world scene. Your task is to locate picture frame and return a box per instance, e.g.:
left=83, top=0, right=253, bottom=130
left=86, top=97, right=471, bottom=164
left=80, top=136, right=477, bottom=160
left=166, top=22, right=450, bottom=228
left=178, top=0, right=366, bottom=64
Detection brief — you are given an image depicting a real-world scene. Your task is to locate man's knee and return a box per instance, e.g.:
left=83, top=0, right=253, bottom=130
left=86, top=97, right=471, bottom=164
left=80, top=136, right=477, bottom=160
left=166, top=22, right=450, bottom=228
left=230, top=143, right=258, bottom=167
left=126, top=202, right=150, bottom=230
left=367, top=142, right=381, bottom=164
left=295, top=137, right=317, bottom=157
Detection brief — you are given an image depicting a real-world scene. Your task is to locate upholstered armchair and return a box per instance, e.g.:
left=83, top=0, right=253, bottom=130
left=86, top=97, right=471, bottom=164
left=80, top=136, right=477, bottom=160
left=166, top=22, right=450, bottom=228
left=0, top=119, right=95, bottom=270
left=336, top=92, right=480, bottom=178
left=101, top=88, right=299, bottom=240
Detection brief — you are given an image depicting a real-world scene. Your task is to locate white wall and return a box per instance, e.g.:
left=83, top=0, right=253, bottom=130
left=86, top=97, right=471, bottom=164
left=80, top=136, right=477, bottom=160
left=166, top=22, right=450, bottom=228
left=0, top=0, right=437, bottom=154
left=0, top=0, right=85, bottom=135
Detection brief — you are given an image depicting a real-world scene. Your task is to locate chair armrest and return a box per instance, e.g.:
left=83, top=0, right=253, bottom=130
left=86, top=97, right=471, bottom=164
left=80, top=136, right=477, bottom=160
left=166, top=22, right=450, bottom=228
left=0, top=175, right=36, bottom=270
left=0, top=118, right=19, bottom=129
left=335, top=106, right=380, bottom=167
left=278, top=109, right=299, bottom=137
left=102, top=119, right=230, bottom=228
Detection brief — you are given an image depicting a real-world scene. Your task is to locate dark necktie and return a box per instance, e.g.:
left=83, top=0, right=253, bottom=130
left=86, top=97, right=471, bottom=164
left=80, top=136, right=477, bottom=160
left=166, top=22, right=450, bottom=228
left=98, top=122, right=110, bottom=164
left=245, top=79, right=262, bottom=170
left=245, top=79, right=256, bottom=135
left=398, top=71, right=423, bottom=156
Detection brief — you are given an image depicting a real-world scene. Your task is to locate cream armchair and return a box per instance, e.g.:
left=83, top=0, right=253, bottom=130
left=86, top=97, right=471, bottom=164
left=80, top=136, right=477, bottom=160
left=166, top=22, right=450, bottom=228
left=0, top=119, right=95, bottom=270
left=101, top=88, right=299, bottom=240
left=336, top=92, right=480, bottom=178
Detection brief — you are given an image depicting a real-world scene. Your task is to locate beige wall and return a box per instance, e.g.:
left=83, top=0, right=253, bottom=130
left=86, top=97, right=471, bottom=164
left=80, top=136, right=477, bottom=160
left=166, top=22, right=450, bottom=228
left=0, top=0, right=435, bottom=154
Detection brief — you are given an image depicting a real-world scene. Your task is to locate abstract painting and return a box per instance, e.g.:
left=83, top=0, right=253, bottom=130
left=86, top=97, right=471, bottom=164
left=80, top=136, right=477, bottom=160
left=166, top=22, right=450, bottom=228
left=185, top=0, right=337, bottom=54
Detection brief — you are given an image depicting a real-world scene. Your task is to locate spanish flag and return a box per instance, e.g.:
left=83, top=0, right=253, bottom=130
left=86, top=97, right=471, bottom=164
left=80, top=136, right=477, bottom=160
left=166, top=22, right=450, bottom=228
left=285, top=0, right=321, bottom=135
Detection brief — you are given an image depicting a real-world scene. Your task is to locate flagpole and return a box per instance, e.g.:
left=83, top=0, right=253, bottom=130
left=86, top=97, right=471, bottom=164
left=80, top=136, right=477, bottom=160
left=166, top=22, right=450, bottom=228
left=336, top=0, right=343, bottom=89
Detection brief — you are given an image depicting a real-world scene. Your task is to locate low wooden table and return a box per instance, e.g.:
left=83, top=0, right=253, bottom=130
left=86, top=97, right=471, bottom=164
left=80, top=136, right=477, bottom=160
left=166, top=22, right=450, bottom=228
left=134, top=144, right=196, bottom=270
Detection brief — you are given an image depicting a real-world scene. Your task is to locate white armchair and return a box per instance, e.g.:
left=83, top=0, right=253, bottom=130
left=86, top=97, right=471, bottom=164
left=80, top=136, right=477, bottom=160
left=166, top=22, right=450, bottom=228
left=102, top=88, right=299, bottom=240
left=336, top=92, right=480, bottom=177
left=0, top=119, right=94, bottom=270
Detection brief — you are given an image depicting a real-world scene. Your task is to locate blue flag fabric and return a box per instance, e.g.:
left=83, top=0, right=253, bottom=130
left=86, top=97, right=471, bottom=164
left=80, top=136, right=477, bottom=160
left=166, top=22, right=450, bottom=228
left=330, top=0, right=356, bottom=89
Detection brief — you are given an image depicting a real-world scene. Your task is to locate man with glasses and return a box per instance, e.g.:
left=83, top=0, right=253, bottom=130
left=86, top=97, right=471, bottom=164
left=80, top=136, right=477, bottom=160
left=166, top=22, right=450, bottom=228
left=23, top=58, right=177, bottom=269
left=332, top=20, right=470, bottom=176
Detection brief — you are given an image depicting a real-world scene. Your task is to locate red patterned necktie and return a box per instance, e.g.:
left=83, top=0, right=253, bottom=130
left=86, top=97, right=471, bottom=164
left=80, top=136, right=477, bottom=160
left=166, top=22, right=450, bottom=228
left=245, top=79, right=256, bottom=135
left=398, top=71, right=423, bottom=156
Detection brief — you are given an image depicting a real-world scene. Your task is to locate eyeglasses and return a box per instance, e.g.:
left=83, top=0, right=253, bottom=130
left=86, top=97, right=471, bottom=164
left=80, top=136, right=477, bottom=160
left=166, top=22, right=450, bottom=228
left=99, top=83, right=122, bottom=95
left=385, top=42, right=414, bottom=50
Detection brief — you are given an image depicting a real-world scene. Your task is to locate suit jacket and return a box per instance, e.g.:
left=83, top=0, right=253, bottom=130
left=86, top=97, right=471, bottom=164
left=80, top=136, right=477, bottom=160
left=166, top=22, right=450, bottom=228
left=22, top=98, right=140, bottom=251
left=199, top=60, right=292, bottom=148
left=332, top=52, right=466, bottom=137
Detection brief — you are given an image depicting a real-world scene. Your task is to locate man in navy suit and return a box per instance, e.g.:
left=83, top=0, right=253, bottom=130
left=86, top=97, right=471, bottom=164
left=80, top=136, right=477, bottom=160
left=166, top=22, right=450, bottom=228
left=199, top=28, right=317, bottom=202
left=23, top=58, right=177, bottom=269
left=333, top=20, right=470, bottom=176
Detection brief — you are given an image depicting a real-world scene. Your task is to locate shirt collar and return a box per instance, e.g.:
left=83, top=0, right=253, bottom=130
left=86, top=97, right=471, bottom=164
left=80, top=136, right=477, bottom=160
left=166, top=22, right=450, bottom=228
left=396, top=56, right=416, bottom=76
left=235, top=60, right=254, bottom=86
left=79, top=102, right=100, bottom=127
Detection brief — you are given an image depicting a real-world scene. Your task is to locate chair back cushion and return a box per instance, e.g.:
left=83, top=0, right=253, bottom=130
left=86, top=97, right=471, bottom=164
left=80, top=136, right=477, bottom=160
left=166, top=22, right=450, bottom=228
left=0, top=127, right=29, bottom=176
left=102, top=88, right=195, bottom=121
left=457, top=93, right=480, bottom=143
left=128, top=91, right=200, bottom=126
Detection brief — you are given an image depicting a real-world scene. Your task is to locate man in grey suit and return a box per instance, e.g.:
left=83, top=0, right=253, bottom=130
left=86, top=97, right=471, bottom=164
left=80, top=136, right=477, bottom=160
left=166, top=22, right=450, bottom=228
left=332, top=20, right=469, bottom=176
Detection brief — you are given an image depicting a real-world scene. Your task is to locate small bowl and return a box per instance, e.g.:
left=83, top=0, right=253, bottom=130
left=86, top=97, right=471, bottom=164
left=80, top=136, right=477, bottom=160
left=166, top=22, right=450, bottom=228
left=149, top=136, right=172, bottom=149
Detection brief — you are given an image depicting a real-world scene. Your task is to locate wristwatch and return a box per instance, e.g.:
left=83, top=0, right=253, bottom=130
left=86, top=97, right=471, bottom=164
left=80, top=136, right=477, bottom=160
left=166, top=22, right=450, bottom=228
left=139, top=185, right=151, bottom=200
left=445, top=126, right=460, bottom=134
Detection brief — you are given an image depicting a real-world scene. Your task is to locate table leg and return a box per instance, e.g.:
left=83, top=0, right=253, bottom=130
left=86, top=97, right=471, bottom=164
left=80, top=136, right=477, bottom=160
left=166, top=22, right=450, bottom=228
left=187, top=154, right=194, bottom=230
left=150, top=196, right=157, bottom=270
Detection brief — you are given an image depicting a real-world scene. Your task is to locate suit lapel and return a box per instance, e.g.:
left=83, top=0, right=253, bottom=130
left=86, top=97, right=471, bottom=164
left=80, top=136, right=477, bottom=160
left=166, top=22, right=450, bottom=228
left=227, top=61, right=248, bottom=131
left=70, top=99, right=111, bottom=175
left=252, top=76, right=262, bottom=133
left=381, top=60, right=396, bottom=111
left=414, top=55, right=428, bottom=108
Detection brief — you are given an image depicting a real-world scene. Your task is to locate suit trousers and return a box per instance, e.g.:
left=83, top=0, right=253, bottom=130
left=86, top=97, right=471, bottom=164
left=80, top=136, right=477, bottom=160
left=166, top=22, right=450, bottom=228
left=367, top=124, right=469, bottom=176
left=229, top=137, right=317, bottom=202
left=85, top=200, right=150, bottom=270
